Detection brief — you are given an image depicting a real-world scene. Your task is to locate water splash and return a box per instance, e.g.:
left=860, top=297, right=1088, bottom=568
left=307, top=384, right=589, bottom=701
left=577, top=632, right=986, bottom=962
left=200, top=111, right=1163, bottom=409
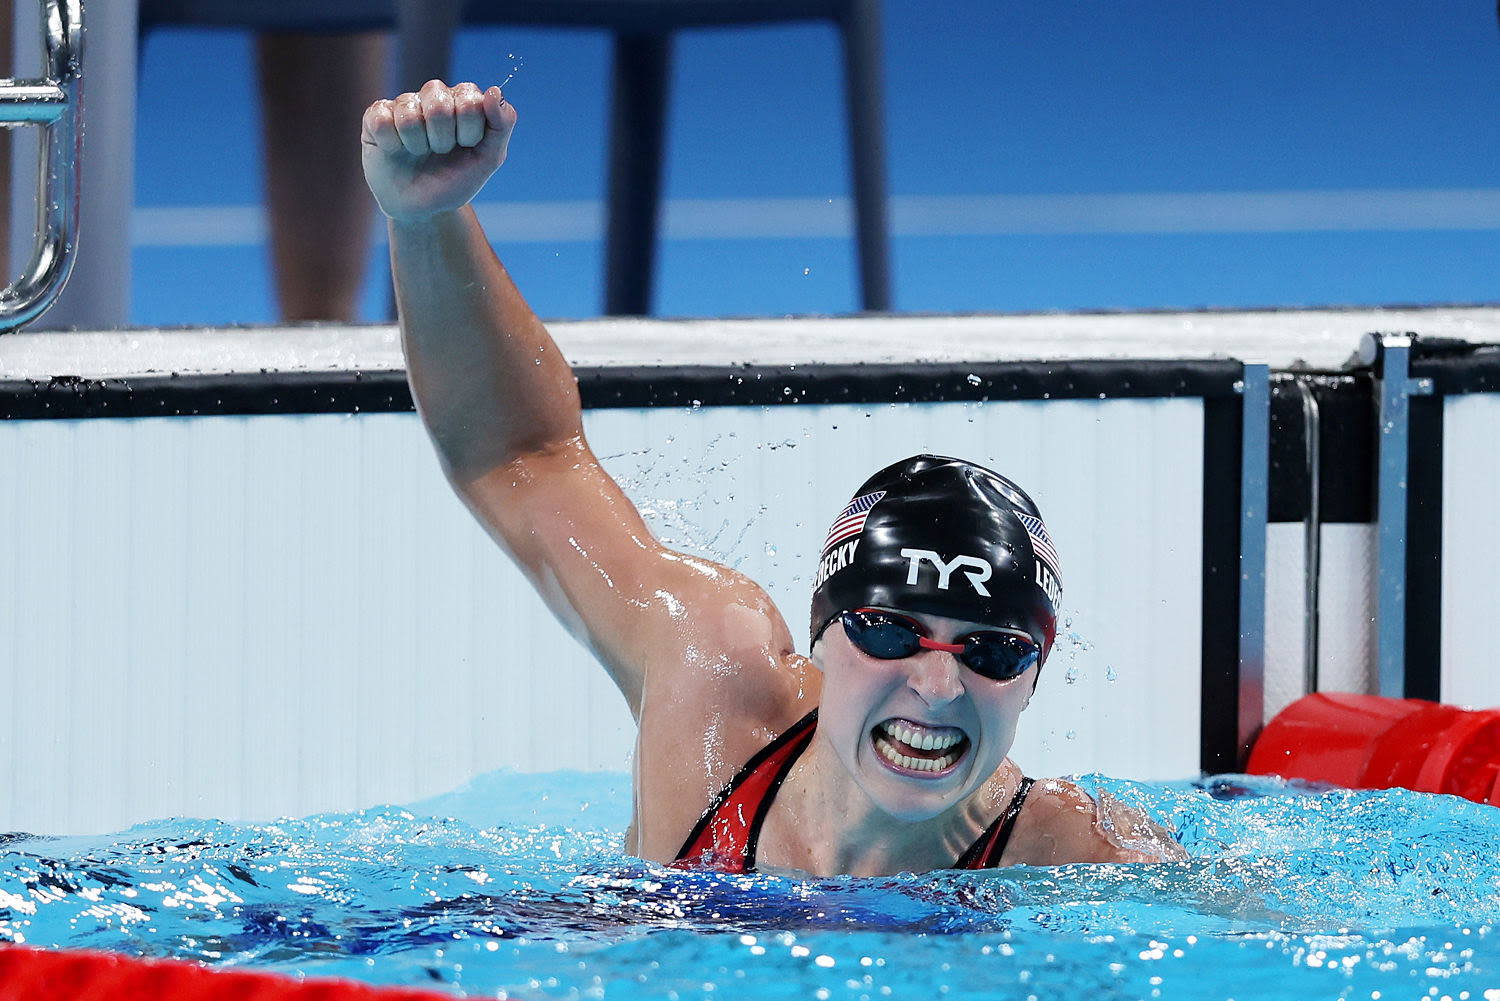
left=497, top=53, right=525, bottom=90
left=6, top=772, right=1500, bottom=1000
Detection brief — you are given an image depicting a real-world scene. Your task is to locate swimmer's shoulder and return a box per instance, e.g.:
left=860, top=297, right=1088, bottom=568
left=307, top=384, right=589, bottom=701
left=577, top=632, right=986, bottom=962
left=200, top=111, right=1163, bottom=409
left=627, top=559, right=818, bottom=860
left=637, top=548, right=818, bottom=727
left=629, top=644, right=816, bottom=861
left=1004, top=777, right=1188, bottom=865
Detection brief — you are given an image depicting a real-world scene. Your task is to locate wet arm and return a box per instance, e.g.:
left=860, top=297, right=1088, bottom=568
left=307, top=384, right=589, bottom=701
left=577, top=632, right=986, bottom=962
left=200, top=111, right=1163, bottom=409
left=367, top=84, right=800, bottom=717
left=390, top=207, right=582, bottom=484
left=1019, top=779, right=1188, bottom=864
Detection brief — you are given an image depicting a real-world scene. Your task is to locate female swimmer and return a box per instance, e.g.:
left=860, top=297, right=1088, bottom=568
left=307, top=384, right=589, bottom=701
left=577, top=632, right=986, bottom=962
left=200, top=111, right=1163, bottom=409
left=360, top=81, right=1186, bottom=876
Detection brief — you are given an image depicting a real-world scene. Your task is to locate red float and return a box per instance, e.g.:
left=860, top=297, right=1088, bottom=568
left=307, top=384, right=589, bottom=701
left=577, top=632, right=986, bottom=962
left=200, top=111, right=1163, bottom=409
left=1247, top=692, right=1500, bottom=805
left=0, top=945, right=453, bottom=1001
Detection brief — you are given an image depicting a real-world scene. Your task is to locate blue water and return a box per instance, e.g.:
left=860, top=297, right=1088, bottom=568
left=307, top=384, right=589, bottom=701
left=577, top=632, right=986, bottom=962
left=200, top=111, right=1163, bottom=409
left=3, top=771, right=1499, bottom=1000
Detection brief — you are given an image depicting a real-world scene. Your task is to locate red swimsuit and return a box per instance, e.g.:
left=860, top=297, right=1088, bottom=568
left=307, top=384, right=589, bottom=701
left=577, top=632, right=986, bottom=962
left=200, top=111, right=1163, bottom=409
left=674, top=710, right=1034, bottom=873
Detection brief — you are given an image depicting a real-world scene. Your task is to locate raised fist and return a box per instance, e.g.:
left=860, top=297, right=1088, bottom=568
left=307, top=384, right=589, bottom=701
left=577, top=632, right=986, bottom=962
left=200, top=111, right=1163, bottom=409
left=361, top=80, right=517, bottom=222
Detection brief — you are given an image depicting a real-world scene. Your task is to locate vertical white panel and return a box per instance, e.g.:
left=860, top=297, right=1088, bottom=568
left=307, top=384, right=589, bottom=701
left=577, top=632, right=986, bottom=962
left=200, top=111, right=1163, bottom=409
left=1442, top=394, right=1500, bottom=708
left=1316, top=525, right=1378, bottom=697
left=1264, top=523, right=1378, bottom=723
left=4, top=422, right=72, bottom=832
left=0, top=421, right=16, bottom=825
left=1003, top=399, right=1203, bottom=781
left=1264, top=524, right=1305, bottom=720
left=293, top=414, right=363, bottom=815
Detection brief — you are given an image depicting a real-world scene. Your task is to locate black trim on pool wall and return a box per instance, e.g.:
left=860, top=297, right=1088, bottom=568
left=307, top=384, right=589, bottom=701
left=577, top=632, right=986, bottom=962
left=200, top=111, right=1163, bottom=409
left=1268, top=374, right=1375, bottom=524
left=1404, top=394, right=1444, bottom=702
left=1409, top=344, right=1500, bottom=396
left=1200, top=395, right=1246, bottom=774
left=0, top=359, right=1246, bottom=420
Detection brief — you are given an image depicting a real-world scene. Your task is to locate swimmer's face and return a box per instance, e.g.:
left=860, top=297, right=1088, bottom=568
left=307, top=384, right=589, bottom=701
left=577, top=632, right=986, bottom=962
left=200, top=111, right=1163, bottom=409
left=810, top=608, right=1035, bottom=822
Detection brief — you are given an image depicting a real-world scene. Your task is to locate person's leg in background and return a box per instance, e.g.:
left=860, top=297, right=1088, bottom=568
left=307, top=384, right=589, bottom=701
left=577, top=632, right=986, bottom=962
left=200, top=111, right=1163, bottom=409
left=256, top=31, right=387, bottom=323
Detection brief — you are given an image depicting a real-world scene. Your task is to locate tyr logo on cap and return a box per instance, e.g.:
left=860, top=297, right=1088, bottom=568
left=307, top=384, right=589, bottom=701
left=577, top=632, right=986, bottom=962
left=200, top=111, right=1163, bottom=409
left=900, top=548, right=993, bottom=596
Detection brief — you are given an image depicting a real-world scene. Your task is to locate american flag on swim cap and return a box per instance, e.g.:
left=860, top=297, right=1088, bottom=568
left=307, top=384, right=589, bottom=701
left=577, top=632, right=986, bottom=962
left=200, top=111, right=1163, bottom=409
left=822, top=490, right=885, bottom=553
left=1016, top=512, right=1062, bottom=583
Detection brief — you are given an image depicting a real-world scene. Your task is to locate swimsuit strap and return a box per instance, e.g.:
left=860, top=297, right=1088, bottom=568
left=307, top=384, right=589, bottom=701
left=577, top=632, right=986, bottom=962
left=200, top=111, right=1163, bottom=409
left=954, top=776, right=1035, bottom=870
left=673, top=710, right=819, bottom=873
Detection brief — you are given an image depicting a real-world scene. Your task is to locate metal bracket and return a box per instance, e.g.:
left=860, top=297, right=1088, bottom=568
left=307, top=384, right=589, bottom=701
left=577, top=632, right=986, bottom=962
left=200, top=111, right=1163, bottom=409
left=1237, top=362, right=1270, bottom=763
left=1293, top=376, right=1322, bottom=695
left=1359, top=331, right=1432, bottom=696
left=0, top=0, right=82, bottom=332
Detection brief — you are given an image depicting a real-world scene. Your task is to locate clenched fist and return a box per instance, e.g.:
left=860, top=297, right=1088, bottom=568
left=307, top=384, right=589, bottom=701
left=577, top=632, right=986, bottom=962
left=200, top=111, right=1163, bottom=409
left=361, top=80, right=517, bottom=222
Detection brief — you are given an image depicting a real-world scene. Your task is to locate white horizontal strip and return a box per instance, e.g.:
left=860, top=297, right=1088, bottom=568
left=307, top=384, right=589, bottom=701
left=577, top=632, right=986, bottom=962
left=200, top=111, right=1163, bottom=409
left=134, top=205, right=266, bottom=247
left=132, top=188, right=1500, bottom=248
left=9, top=307, right=1500, bottom=379
left=896, top=189, right=1500, bottom=235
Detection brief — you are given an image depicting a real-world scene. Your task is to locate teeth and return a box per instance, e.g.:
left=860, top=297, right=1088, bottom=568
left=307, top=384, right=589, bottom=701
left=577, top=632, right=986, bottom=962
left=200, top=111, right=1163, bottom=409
left=873, top=731, right=962, bottom=773
left=882, top=721, right=961, bottom=752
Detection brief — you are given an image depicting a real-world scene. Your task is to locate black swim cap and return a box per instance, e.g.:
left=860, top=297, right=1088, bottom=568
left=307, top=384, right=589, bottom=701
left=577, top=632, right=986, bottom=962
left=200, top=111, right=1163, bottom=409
left=809, top=455, right=1062, bottom=659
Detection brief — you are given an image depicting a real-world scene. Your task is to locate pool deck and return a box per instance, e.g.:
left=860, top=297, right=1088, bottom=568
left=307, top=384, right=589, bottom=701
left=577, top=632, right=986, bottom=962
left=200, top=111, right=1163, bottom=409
left=3, top=305, right=1500, bottom=380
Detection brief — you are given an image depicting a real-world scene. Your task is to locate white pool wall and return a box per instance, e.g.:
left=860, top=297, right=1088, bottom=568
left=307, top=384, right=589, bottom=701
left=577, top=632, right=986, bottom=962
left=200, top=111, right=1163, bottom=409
left=1440, top=393, right=1500, bottom=710
left=0, top=396, right=1203, bottom=835
left=1263, top=524, right=1378, bottom=720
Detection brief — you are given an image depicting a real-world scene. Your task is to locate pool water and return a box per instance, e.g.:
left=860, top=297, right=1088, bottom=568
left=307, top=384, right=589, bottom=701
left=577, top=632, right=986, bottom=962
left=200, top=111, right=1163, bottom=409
left=2, top=769, right=1499, bottom=1001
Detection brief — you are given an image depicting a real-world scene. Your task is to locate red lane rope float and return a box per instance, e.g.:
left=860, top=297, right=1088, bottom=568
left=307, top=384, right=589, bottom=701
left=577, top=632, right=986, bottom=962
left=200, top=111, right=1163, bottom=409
left=1248, top=693, right=1500, bottom=806
left=0, top=945, right=455, bottom=1001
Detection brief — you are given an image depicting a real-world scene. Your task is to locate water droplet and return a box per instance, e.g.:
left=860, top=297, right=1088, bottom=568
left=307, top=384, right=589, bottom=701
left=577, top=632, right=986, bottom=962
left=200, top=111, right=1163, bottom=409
left=1105, top=665, right=1118, bottom=682
left=966, top=373, right=982, bottom=386
left=764, top=544, right=777, bottom=557
left=803, top=268, right=811, bottom=276
left=498, top=53, right=526, bottom=88
left=1065, top=729, right=1077, bottom=741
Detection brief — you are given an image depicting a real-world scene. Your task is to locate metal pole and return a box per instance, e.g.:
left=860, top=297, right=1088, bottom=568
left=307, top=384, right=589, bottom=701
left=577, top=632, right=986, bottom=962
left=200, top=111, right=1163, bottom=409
left=841, top=0, right=891, bottom=312
left=1362, top=332, right=1435, bottom=697
left=1297, top=377, right=1322, bottom=694
left=0, top=0, right=81, bottom=331
left=1237, top=362, right=1270, bottom=764
left=603, top=32, right=669, bottom=317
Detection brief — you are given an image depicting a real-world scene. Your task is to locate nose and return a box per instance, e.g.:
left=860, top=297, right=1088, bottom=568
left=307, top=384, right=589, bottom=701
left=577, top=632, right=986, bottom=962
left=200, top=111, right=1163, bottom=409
left=906, top=648, right=966, bottom=707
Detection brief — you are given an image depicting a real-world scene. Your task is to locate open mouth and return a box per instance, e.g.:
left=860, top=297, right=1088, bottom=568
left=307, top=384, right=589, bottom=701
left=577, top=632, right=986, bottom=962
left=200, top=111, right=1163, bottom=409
left=871, top=718, right=970, bottom=776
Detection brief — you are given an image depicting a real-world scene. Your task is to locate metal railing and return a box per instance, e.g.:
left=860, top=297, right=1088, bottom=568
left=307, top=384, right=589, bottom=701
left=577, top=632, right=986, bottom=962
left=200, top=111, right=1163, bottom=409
left=0, top=0, right=81, bottom=332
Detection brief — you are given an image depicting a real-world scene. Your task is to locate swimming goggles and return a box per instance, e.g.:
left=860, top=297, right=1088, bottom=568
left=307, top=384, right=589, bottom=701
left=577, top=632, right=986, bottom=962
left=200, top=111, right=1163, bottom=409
left=840, top=608, right=1040, bottom=682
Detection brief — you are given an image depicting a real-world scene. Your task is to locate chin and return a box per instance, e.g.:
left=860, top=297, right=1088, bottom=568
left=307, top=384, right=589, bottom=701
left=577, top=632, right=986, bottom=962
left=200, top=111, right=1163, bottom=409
left=859, top=731, right=978, bottom=821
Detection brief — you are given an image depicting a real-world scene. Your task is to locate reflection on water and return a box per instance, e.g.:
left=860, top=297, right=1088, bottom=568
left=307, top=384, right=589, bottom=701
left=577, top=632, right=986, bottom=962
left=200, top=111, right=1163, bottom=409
left=2, top=770, right=1498, bottom=1000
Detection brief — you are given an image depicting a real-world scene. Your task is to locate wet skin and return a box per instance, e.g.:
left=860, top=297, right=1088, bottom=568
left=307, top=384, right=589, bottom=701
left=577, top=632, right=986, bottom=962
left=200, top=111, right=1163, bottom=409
left=741, top=609, right=1036, bottom=876
left=812, top=609, right=1033, bottom=822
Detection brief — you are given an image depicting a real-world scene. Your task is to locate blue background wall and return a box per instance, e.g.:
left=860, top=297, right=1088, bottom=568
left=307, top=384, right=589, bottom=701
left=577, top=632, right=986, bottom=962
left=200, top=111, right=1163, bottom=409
left=133, top=1, right=1500, bottom=325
